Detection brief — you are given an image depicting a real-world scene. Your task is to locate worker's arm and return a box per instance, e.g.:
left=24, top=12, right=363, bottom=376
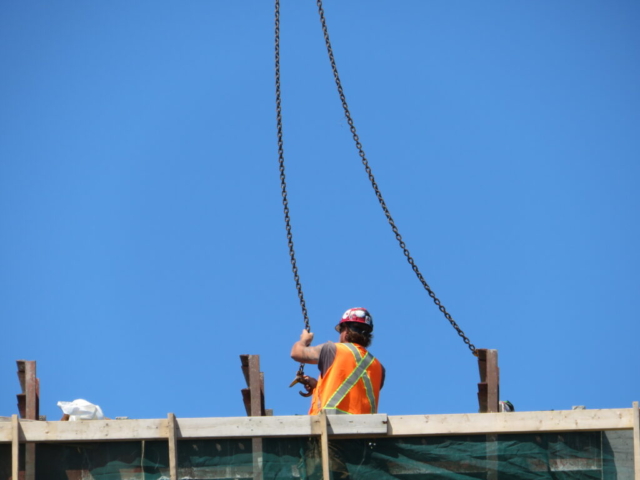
left=291, top=329, right=323, bottom=364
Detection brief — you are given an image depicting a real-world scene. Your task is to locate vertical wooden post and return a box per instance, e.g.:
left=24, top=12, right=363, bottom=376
left=477, top=349, right=499, bottom=413
left=485, top=434, right=498, bottom=480
left=319, top=411, right=330, bottom=480
left=167, top=413, right=178, bottom=480
left=310, top=411, right=330, bottom=480
left=633, top=401, right=640, bottom=479
left=11, top=415, right=19, bottom=480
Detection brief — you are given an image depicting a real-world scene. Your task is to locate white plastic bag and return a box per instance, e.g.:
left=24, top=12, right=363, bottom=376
left=57, top=399, right=105, bottom=421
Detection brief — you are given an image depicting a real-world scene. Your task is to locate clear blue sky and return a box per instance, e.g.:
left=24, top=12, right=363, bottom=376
left=1, top=1, right=638, bottom=421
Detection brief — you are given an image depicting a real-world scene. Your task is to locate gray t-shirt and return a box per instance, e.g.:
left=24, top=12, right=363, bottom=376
left=318, top=341, right=385, bottom=389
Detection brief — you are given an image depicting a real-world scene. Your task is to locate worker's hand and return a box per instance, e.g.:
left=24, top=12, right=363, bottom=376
left=300, top=329, right=314, bottom=346
left=301, top=375, right=317, bottom=390
left=299, top=375, right=317, bottom=396
left=291, top=330, right=321, bottom=363
left=290, top=374, right=318, bottom=397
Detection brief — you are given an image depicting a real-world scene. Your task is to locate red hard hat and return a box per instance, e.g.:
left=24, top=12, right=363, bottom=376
left=336, top=307, right=373, bottom=332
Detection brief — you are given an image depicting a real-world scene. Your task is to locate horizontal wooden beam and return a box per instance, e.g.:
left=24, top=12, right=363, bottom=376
left=0, top=418, right=168, bottom=442
left=387, top=408, right=635, bottom=436
left=0, top=409, right=635, bottom=444
left=326, top=414, right=389, bottom=435
left=176, top=416, right=311, bottom=439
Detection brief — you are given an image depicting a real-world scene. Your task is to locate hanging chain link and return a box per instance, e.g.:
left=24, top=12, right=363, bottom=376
left=315, top=0, right=476, bottom=356
left=275, top=0, right=311, bottom=378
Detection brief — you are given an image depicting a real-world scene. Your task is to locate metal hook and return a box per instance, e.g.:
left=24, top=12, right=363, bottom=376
left=289, top=374, right=314, bottom=397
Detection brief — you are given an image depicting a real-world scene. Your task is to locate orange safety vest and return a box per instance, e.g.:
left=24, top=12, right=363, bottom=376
left=309, top=343, right=383, bottom=415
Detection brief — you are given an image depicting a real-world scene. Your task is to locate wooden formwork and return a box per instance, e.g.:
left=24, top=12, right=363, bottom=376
left=1, top=405, right=639, bottom=479
left=4, top=358, right=638, bottom=478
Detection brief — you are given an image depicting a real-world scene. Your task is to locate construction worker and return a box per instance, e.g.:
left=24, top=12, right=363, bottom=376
left=291, top=307, right=385, bottom=415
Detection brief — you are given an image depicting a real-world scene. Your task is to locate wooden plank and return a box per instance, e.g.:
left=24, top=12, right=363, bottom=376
left=175, top=415, right=387, bottom=439
left=311, top=411, right=330, bottom=480
left=1, top=409, right=636, bottom=444
left=3, top=418, right=168, bottom=442
left=167, top=413, right=178, bottom=480
left=326, top=414, right=388, bottom=435
left=633, top=401, right=640, bottom=479
left=387, top=409, right=635, bottom=436
left=11, top=415, right=19, bottom=480
left=319, top=411, right=330, bottom=480
left=176, top=416, right=313, bottom=439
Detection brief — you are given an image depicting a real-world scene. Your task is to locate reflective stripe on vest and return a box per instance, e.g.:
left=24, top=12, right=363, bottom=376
left=324, top=343, right=377, bottom=413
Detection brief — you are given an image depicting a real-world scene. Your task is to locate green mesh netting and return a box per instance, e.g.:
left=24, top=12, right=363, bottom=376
left=10, top=430, right=633, bottom=479
left=177, top=438, right=254, bottom=478
left=30, top=438, right=320, bottom=479
left=35, top=441, right=169, bottom=479
left=177, top=438, right=323, bottom=479
left=0, top=444, right=13, bottom=480
left=328, top=431, right=635, bottom=480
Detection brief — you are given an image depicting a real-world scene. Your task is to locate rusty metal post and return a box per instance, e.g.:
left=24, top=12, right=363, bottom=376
left=476, top=350, right=500, bottom=479
left=240, top=355, right=267, bottom=416
left=17, top=360, right=39, bottom=480
left=17, top=360, right=40, bottom=420
left=476, top=349, right=499, bottom=413
left=240, top=355, right=269, bottom=480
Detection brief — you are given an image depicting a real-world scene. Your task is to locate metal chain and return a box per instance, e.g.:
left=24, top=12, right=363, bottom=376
left=275, top=0, right=311, bottom=378
left=315, top=0, right=476, bottom=355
